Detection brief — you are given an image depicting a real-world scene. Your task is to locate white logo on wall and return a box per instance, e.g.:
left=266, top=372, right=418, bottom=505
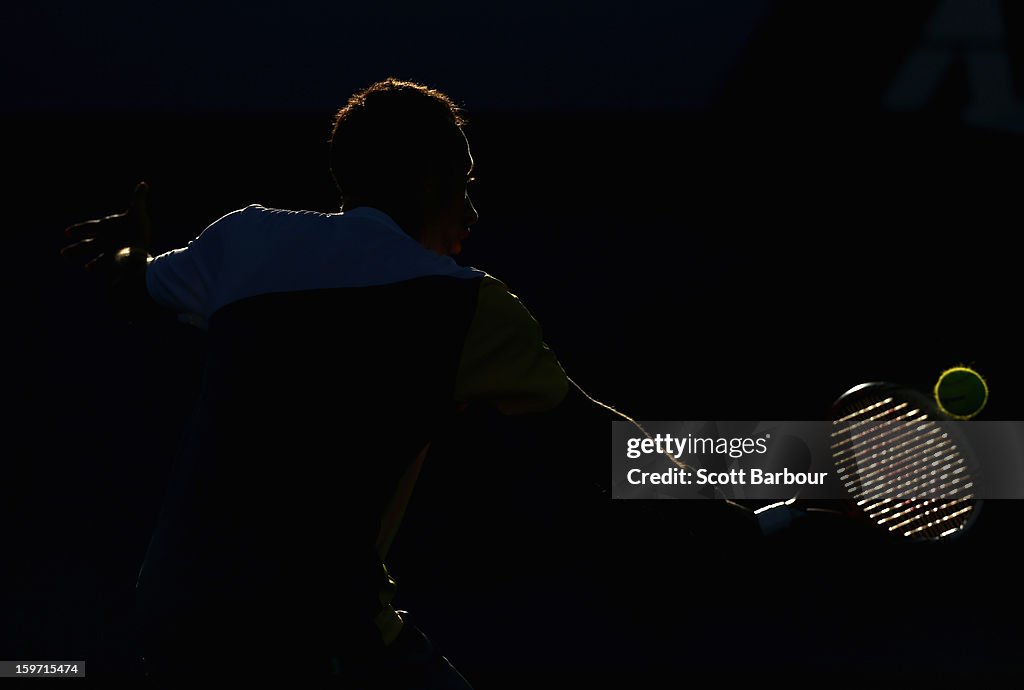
left=884, top=0, right=1024, bottom=133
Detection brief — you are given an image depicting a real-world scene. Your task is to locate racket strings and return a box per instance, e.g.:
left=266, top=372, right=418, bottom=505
left=831, top=393, right=977, bottom=540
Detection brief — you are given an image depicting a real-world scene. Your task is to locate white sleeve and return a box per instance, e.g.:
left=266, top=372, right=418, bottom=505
left=146, top=208, right=241, bottom=327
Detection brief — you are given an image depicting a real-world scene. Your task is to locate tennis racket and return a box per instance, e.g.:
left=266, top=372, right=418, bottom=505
left=754, top=381, right=983, bottom=542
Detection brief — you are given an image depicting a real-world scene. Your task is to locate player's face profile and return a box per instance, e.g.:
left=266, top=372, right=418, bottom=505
left=428, top=129, right=478, bottom=256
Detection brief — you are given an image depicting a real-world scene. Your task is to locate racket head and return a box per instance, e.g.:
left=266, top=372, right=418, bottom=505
left=829, top=381, right=982, bottom=542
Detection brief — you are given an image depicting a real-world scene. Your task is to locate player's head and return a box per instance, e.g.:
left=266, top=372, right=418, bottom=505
left=329, top=78, right=478, bottom=256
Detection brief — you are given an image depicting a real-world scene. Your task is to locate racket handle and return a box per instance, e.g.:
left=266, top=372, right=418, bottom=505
left=756, top=505, right=807, bottom=536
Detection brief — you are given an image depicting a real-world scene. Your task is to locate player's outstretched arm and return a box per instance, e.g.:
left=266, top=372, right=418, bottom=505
left=538, top=379, right=761, bottom=538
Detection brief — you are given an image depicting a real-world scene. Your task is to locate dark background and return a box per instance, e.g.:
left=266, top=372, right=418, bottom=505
left=6, top=0, right=1024, bottom=683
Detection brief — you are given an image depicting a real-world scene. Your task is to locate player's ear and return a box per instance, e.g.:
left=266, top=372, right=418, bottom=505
left=413, top=173, right=449, bottom=214
left=405, top=175, right=427, bottom=218
left=414, top=173, right=436, bottom=197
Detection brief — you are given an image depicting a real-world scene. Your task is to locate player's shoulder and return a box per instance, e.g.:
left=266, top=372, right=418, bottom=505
left=475, top=272, right=521, bottom=299
left=201, top=203, right=269, bottom=230
left=204, top=204, right=336, bottom=237
left=470, top=272, right=544, bottom=323
left=220, top=203, right=332, bottom=222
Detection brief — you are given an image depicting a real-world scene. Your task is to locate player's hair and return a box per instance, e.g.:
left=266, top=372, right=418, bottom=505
left=329, top=78, right=468, bottom=232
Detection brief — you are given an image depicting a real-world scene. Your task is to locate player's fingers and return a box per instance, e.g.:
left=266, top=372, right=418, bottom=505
left=84, top=252, right=108, bottom=272
left=65, top=213, right=132, bottom=248
left=64, top=218, right=101, bottom=240
left=129, top=180, right=148, bottom=215
left=128, top=181, right=152, bottom=249
left=59, top=237, right=97, bottom=259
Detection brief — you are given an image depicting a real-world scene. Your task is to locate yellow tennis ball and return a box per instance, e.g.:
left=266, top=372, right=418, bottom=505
left=934, top=366, right=988, bottom=420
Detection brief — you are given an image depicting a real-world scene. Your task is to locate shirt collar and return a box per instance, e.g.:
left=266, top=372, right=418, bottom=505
left=341, top=206, right=410, bottom=239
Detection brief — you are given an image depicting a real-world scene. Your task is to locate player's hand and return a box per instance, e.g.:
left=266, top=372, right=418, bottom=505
left=61, top=181, right=152, bottom=272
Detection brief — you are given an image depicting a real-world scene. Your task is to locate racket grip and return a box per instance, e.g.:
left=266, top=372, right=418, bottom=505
left=756, top=505, right=807, bottom=536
